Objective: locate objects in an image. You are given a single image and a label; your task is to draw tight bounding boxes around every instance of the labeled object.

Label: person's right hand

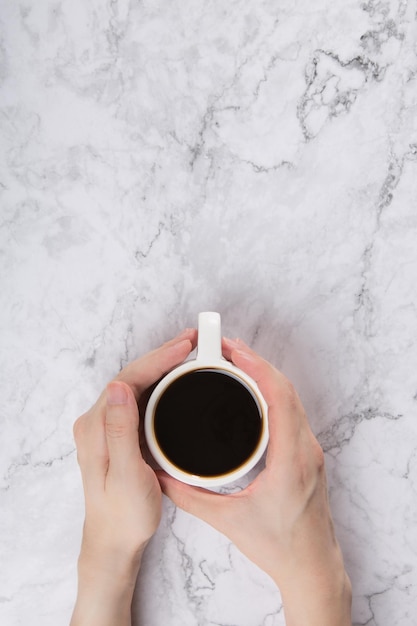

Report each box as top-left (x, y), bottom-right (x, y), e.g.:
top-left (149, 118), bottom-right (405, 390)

top-left (158, 337), bottom-right (352, 626)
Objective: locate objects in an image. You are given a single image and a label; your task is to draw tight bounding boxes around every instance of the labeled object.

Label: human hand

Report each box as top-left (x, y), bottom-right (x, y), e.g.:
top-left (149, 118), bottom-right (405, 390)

top-left (70, 328), bottom-right (197, 626)
top-left (158, 337), bottom-right (352, 626)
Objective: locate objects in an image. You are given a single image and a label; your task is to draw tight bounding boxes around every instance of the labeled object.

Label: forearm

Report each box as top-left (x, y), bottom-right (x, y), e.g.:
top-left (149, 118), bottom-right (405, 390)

top-left (70, 550), bottom-right (143, 626)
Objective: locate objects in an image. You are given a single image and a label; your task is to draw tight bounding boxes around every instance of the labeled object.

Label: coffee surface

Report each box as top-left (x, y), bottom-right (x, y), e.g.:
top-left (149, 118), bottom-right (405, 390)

top-left (154, 370), bottom-right (262, 476)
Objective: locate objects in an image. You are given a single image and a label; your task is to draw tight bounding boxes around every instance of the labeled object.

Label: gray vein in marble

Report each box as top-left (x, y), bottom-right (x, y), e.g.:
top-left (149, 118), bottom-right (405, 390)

top-left (167, 506), bottom-right (223, 613)
top-left (1, 447), bottom-right (75, 493)
top-left (134, 221), bottom-right (165, 261)
top-left (353, 144), bottom-right (409, 340)
top-left (298, 49), bottom-right (384, 141)
top-left (356, 563), bottom-right (414, 626)
top-left (402, 447), bottom-right (417, 480)
top-left (240, 158), bottom-right (294, 174)
top-left (361, 0), bottom-right (409, 43)
top-left (189, 17), bottom-right (281, 169)
top-left (360, 17), bottom-right (404, 54)
top-left (318, 408), bottom-right (402, 454)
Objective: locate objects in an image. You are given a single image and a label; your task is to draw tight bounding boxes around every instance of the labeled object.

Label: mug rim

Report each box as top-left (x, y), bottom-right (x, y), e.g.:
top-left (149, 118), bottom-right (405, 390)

top-left (144, 359), bottom-right (269, 487)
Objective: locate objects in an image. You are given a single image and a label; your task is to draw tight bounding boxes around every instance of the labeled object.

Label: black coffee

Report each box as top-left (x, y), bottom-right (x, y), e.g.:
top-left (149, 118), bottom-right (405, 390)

top-left (154, 369), bottom-right (262, 477)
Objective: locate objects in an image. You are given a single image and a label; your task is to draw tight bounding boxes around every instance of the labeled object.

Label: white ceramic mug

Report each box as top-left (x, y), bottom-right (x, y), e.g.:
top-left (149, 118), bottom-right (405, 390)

top-left (144, 312), bottom-right (269, 488)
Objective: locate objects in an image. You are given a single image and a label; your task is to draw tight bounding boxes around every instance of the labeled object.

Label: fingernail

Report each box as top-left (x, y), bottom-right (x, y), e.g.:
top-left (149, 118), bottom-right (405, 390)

top-left (176, 328), bottom-right (193, 339)
top-left (234, 349), bottom-right (256, 364)
top-left (224, 337), bottom-right (240, 348)
top-left (107, 382), bottom-right (128, 405)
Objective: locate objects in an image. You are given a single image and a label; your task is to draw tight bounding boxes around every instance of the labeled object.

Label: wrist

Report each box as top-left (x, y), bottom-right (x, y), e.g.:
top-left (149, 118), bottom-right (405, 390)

top-left (282, 575), bottom-right (352, 626)
top-left (77, 539), bottom-right (146, 580)
top-left (277, 558), bottom-right (352, 626)
top-left (70, 546), bottom-right (146, 626)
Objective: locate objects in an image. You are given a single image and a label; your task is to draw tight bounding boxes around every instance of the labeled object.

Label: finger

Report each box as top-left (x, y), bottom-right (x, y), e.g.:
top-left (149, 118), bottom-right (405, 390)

top-left (162, 327), bottom-right (198, 350)
top-left (222, 336), bottom-right (262, 362)
top-left (116, 329), bottom-right (197, 399)
top-left (89, 330), bottom-right (197, 414)
top-left (222, 336), bottom-right (255, 363)
top-left (222, 336), bottom-right (240, 361)
top-left (157, 472), bottom-right (236, 535)
top-left (105, 381), bottom-right (145, 480)
top-left (73, 410), bottom-right (108, 494)
top-left (223, 336), bottom-right (304, 413)
top-left (223, 337), bottom-right (307, 460)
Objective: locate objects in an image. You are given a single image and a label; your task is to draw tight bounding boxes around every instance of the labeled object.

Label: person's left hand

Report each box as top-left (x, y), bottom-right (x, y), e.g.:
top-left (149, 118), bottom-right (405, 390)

top-left (71, 328), bottom-right (197, 626)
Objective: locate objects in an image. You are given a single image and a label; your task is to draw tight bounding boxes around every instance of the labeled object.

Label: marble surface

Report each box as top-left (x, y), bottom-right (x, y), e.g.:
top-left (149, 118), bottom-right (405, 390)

top-left (1, 1), bottom-right (417, 624)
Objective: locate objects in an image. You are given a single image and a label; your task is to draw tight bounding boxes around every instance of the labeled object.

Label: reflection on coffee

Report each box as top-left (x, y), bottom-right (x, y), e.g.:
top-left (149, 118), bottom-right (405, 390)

top-left (153, 370), bottom-right (262, 477)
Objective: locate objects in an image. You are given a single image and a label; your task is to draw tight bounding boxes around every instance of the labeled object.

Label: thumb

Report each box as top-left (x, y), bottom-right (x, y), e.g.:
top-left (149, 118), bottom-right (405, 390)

top-left (157, 472), bottom-right (233, 534)
top-left (105, 381), bottom-right (142, 476)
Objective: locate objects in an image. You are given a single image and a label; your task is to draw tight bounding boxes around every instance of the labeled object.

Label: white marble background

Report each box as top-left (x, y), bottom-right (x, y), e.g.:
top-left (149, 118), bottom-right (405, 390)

top-left (1, 0), bottom-right (416, 624)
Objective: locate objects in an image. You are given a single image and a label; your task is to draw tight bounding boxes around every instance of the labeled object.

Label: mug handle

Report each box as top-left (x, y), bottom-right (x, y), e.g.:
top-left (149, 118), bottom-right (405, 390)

top-left (197, 312), bottom-right (222, 361)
